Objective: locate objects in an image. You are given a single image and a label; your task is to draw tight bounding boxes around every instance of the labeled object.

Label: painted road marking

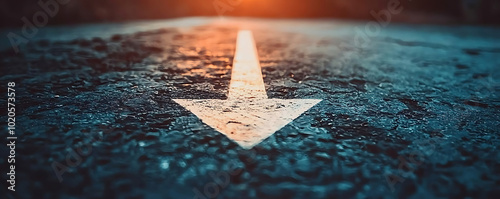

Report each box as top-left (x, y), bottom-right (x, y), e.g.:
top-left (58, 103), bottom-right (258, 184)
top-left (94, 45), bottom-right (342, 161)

top-left (174, 30), bottom-right (321, 149)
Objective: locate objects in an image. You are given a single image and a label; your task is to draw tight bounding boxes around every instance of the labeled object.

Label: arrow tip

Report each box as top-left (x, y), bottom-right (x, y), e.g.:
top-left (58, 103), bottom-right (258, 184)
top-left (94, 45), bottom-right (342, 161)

top-left (173, 99), bottom-right (321, 149)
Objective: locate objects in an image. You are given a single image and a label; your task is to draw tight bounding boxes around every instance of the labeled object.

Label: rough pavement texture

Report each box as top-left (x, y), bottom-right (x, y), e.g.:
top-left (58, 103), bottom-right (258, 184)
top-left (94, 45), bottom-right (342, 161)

top-left (0, 18), bottom-right (499, 198)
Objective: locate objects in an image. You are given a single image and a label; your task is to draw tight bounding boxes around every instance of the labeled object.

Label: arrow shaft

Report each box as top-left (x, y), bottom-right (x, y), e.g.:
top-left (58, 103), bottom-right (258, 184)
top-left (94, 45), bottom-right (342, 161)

top-left (228, 30), bottom-right (268, 100)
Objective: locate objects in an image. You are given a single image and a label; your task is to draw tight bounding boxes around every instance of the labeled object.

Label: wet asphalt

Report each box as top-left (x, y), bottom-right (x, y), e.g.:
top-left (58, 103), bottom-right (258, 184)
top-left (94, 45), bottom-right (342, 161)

top-left (0, 18), bottom-right (499, 199)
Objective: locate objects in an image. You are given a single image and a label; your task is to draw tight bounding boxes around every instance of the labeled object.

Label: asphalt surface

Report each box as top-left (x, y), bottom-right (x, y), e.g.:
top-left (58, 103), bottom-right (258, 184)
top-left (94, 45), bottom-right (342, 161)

top-left (1, 17), bottom-right (500, 199)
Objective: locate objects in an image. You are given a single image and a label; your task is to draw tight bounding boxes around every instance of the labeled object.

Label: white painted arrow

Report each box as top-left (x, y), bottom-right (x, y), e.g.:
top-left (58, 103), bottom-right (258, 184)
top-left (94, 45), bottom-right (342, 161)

top-left (173, 30), bottom-right (321, 149)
